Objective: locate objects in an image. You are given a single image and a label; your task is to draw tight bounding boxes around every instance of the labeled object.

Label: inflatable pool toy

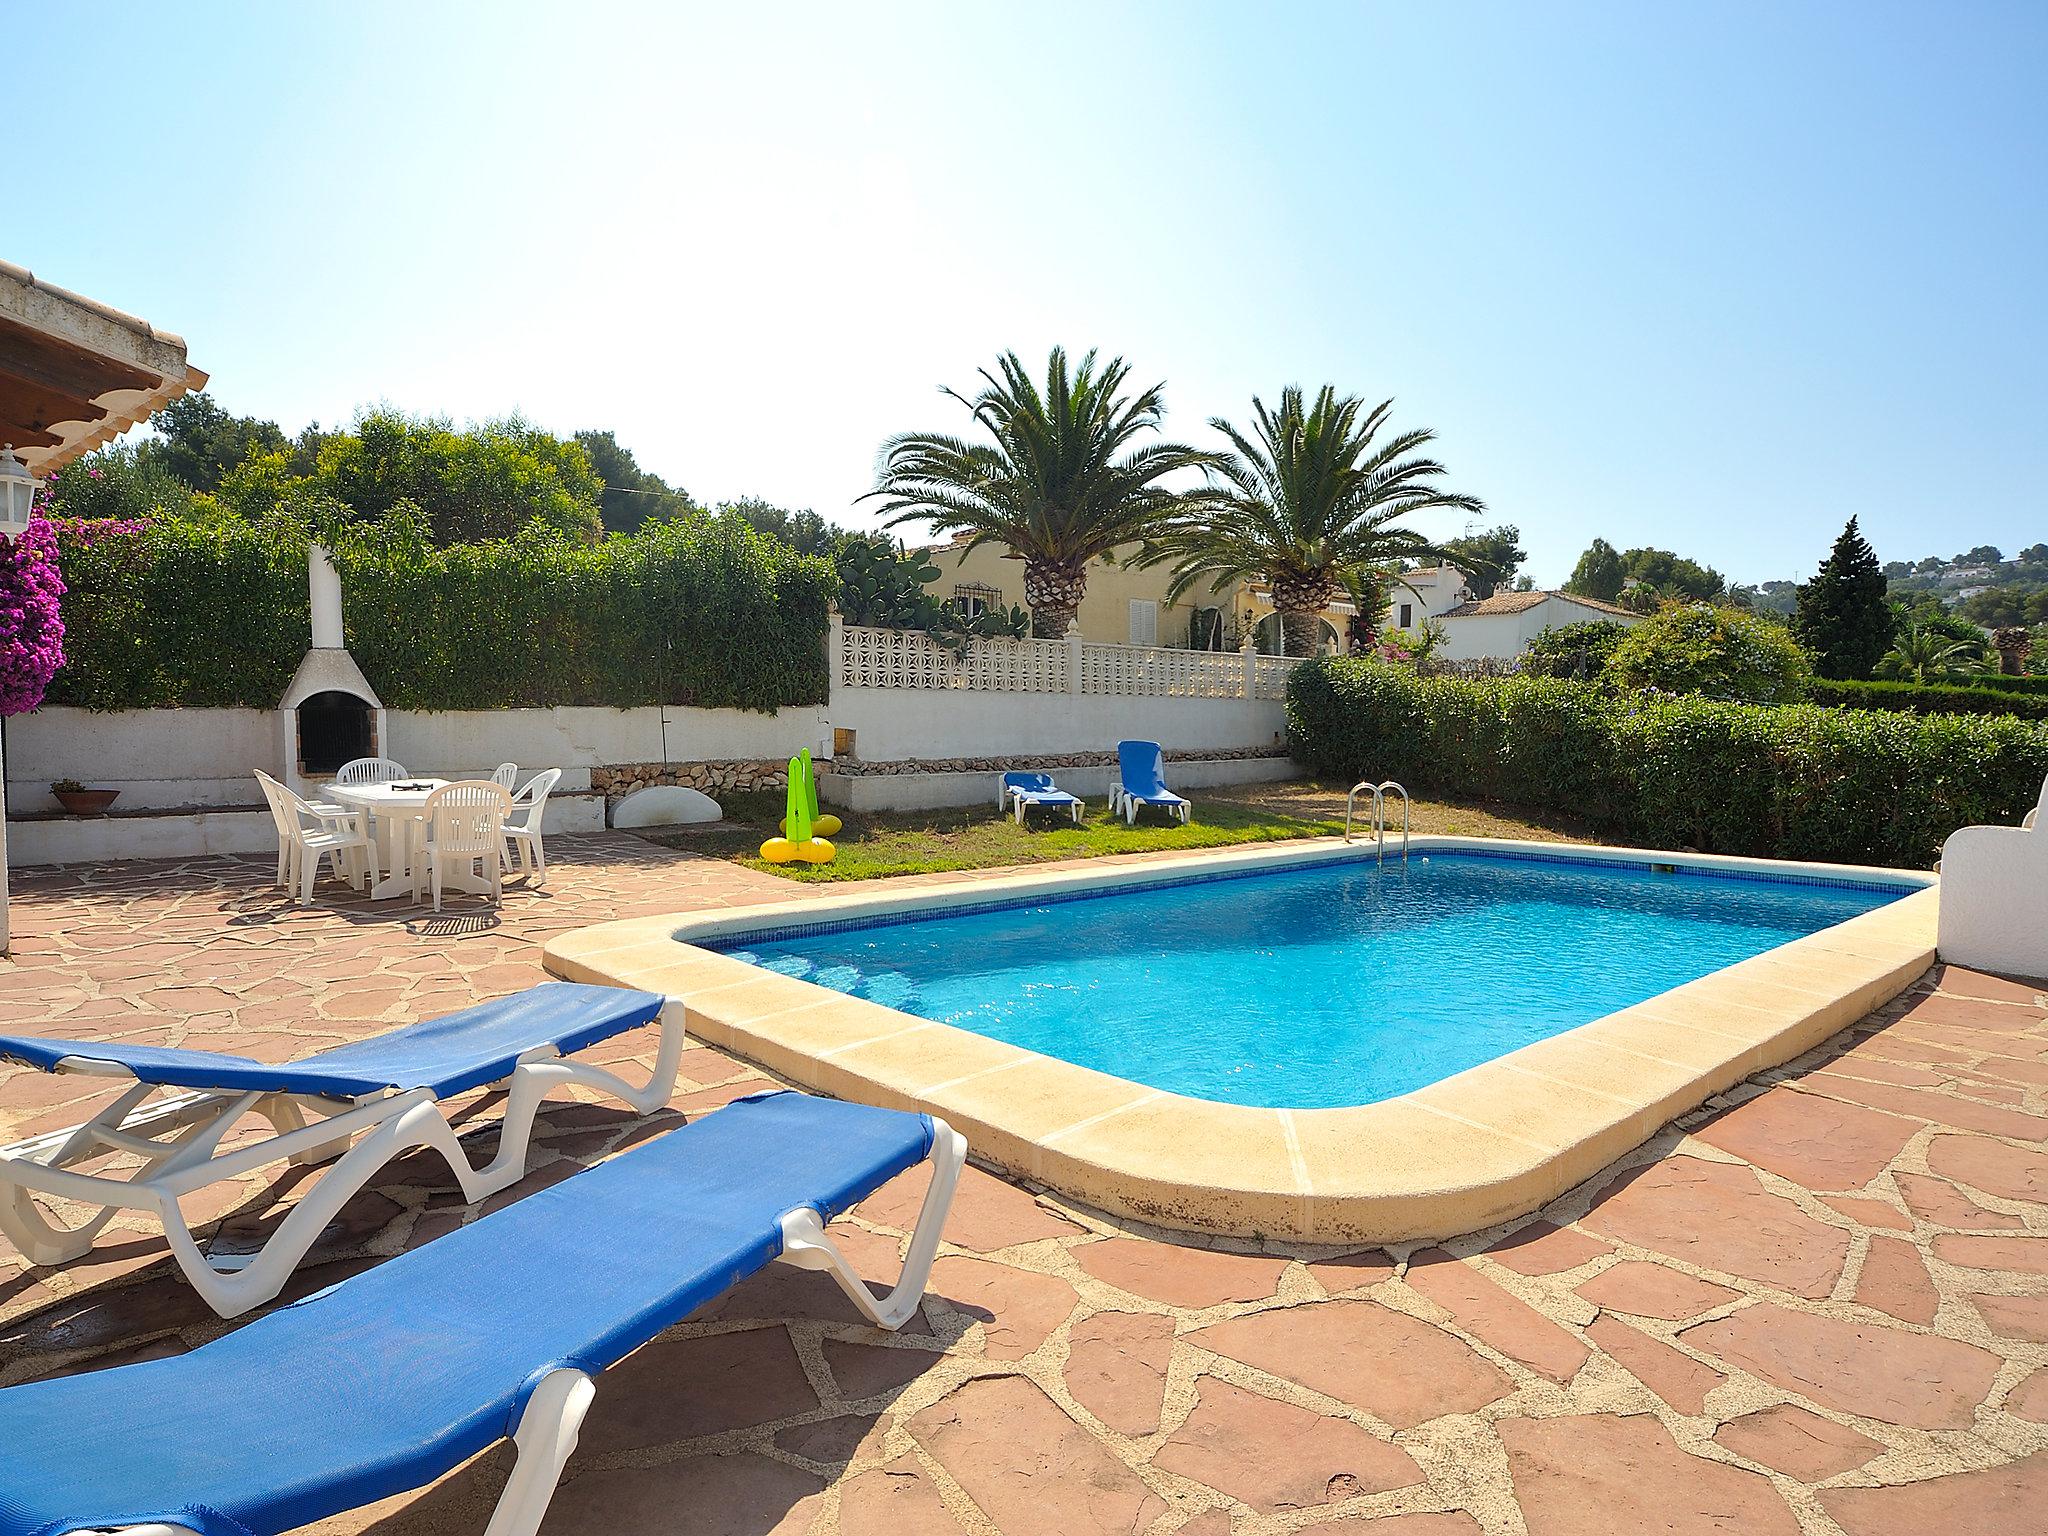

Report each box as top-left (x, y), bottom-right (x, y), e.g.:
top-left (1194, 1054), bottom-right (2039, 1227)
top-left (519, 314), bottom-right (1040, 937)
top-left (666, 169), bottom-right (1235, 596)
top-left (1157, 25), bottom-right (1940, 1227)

top-left (777, 748), bottom-right (842, 837)
top-left (760, 751), bottom-right (836, 864)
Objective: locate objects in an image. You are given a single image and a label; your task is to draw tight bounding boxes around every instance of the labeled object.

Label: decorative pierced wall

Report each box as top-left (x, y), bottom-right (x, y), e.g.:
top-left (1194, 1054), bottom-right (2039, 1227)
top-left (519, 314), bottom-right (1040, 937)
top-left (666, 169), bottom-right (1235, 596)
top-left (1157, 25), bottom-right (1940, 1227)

top-left (836, 624), bottom-right (1306, 700)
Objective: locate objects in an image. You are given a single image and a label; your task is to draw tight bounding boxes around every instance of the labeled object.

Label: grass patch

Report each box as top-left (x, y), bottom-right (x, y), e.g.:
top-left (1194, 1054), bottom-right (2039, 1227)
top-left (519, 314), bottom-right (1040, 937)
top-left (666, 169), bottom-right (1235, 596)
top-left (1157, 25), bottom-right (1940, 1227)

top-left (651, 791), bottom-right (1346, 882)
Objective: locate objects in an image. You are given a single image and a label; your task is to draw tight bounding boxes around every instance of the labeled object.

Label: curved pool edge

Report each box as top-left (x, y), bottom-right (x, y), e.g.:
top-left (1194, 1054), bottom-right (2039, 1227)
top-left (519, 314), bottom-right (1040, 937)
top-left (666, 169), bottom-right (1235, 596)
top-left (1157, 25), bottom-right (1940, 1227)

top-left (542, 836), bottom-right (1939, 1243)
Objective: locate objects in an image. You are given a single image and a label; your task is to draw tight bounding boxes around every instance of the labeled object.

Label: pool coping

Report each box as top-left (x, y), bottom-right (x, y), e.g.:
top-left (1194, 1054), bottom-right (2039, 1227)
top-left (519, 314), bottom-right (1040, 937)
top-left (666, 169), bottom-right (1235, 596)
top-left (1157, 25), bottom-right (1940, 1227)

top-left (542, 836), bottom-right (1939, 1243)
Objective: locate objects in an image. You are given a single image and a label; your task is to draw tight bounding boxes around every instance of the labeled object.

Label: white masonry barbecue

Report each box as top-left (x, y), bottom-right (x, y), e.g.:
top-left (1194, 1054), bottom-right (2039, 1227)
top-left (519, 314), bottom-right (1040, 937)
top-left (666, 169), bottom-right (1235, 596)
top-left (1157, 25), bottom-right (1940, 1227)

top-left (278, 543), bottom-right (386, 797)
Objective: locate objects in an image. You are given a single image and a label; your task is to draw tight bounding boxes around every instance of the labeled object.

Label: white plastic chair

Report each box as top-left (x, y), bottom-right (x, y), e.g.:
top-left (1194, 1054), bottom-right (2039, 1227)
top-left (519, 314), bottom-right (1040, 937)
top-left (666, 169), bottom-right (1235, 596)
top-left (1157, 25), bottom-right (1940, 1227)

top-left (415, 780), bottom-right (513, 911)
top-left (502, 768), bottom-right (562, 884)
top-left (336, 757), bottom-right (408, 787)
top-left (255, 771), bottom-right (378, 903)
top-left (491, 762), bottom-right (518, 791)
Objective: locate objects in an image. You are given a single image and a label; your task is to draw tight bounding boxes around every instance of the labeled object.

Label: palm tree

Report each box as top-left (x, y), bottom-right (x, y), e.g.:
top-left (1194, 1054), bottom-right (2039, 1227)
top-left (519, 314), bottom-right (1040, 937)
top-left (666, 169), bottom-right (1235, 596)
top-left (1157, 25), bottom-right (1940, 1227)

top-left (1137, 387), bottom-right (1482, 656)
top-left (866, 348), bottom-right (1215, 638)
top-left (1876, 625), bottom-right (1986, 684)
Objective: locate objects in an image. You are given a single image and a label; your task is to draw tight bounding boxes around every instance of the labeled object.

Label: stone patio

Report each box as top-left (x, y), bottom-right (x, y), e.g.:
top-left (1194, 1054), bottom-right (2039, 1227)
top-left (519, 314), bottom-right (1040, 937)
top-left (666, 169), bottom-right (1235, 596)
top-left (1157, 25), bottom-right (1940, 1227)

top-left (1, 833), bottom-right (2044, 1535)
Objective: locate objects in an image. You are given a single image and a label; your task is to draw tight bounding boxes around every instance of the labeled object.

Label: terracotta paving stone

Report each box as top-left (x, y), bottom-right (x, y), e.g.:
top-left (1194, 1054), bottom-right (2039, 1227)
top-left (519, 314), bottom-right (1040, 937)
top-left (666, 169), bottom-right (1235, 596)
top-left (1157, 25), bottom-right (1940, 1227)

top-left (855, 1162), bottom-right (1084, 1251)
top-left (1480, 1219), bottom-right (1611, 1276)
top-left (1574, 1261), bottom-right (1738, 1321)
top-left (1820, 1453), bottom-right (2048, 1536)
top-left (1930, 966), bottom-right (2044, 1005)
top-left (1809, 1057), bottom-right (1948, 1089)
top-left (1075, 1237), bottom-right (1289, 1310)
top-left (1898, 991), bottom-right (2046, 1032)
top-left (2006, 1368), bottom-right (2048, 1424)
top-left (1579, 1157), bottom-right (1851, 1298)
top-left (821, 1339), bottom-right (945, 1402)
top-left (1305, 1249), bottom-right (1397, 1295)
top-left (926, 1255), bottom-right (1078, 1360)
top-left (1820, 1195), bottom-right (1914, 1231)
top-left (1402, 1250), bottom-right (1591, 1384)
top-left (772, 1413), bottom-right (886, 1467)
top-left (1693, 1087), bottom-right (1918, 1191)
top-left (1682, 1303), bottom-right (2002, 1429)
top-left (1892, 1171), bottom-right (2024, 1231)
top-left (5, 840), bottom-right (2044, 1536)
top-left (1584, 1315), bottom-right (1724, 1414)
top-left (909, 1376), bottom-right (1169, 1535)
top-left (1711, 1402), bottom-right (1882, 1481)
top-left (1063, 1310), bottom-right (1176, 1437)
top-left (1854, 1235), bottom-right (1940, 1325)
top-left (1188, 1299), bottom-right (1514, 1430)
top-left (1497, 1414), bottom-right (1801, 1536)
top-left (1925, 1133), bottom-right (2048, 1204)
top-left (1152, 1377), bottom-right (1422, 1513)
top-left (539, 1451), bottom-right (824, 1536)
top-left (1800, 1075), bottom-right (2048, 1141)
top-left (834, 1453), bottom-right (968, 1536)
top-left (1930, 1233), bottom-right (2048, 1274)
top-left (575, 1326), bottom-right (819, 1453)
top-left (1969, 1292), bottom-right (2048, 1343)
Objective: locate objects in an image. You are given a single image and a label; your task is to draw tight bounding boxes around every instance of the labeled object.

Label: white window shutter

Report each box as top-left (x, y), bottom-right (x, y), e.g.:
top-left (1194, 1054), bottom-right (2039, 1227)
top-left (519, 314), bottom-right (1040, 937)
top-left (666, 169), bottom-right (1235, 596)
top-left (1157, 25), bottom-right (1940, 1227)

top-left (1128, 599), bottom-right (1157, 646)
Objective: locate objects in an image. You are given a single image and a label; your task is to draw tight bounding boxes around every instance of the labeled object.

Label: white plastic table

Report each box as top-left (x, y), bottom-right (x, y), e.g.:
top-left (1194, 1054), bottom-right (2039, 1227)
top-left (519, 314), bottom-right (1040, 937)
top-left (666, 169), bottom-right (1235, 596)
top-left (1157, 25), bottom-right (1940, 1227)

top-left (324, 779), bottom-right (492, 902)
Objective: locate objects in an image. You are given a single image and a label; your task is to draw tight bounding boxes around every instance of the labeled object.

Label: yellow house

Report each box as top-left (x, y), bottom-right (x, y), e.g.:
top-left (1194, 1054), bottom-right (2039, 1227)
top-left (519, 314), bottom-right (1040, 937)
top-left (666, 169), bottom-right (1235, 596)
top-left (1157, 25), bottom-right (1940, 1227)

top-left (918, 535), bottom-right (1363, 654)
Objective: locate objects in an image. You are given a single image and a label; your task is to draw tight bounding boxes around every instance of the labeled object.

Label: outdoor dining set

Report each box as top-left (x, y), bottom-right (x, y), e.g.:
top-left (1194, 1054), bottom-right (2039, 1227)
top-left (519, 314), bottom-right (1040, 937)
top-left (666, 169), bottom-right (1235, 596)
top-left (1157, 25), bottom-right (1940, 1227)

top-left (254, 757), bottom-right (558, 909)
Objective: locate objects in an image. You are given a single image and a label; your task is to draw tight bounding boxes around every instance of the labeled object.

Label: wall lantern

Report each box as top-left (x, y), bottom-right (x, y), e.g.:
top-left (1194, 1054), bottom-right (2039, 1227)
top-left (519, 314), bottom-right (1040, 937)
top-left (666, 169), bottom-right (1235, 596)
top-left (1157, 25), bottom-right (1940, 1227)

top-left (0, 447), bottom-right (37, 540)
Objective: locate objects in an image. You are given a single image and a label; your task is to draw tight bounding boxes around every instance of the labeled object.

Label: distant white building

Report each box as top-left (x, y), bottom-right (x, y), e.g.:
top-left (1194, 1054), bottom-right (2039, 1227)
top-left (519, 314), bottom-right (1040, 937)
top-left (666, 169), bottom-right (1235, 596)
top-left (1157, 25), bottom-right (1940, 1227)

top-left (1431, 589), bottom-right (1641, 661)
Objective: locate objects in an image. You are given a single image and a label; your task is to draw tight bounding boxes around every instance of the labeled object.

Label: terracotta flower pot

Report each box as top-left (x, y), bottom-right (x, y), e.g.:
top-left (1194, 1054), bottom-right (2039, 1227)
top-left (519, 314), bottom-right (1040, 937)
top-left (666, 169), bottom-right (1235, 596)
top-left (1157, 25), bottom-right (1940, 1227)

top-left (53, 788), bottom-right (120, 816)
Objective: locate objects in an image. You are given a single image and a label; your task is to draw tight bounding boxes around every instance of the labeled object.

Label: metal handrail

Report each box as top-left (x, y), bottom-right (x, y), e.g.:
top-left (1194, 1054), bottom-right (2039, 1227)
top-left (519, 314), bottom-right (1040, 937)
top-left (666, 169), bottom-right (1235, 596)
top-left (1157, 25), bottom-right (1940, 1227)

top-left (1343, 779), bottom-right (1411, 863)
top-left (1343, 781), bottom-right (1381, 845)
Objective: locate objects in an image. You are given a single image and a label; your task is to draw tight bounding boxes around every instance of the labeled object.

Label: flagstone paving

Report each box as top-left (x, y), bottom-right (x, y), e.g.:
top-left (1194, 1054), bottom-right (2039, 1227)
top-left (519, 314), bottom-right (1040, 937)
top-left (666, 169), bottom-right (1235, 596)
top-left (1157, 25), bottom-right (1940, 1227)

top-left (1, 835), bottom-right (2045, 1534)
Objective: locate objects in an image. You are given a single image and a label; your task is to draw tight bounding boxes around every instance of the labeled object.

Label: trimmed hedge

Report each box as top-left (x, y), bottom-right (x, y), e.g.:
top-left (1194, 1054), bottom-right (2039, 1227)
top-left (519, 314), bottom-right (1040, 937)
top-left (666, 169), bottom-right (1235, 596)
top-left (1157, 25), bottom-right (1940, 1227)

top-left (1809, 677), bottom-right (2048, 720)
top-left (46, 513), bottom-right (833, 713)
top-left (1287, 658), bottom-right (2048, 867)
top-left (1966, 673), bottom-right (2048, 697)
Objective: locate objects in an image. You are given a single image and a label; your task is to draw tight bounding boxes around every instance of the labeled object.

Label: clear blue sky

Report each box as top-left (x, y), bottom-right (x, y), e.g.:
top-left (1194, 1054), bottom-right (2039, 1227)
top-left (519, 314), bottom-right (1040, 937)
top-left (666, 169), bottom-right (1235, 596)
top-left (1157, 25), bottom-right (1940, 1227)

top-left (23, 2), bottom-right (2045, 585)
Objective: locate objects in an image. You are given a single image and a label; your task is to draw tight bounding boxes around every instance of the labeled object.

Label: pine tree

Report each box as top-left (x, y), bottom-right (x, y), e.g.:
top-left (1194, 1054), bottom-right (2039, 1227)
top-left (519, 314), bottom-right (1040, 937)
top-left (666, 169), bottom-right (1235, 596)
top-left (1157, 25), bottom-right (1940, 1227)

top-left (1794, 517), bottom-right (1895, 679)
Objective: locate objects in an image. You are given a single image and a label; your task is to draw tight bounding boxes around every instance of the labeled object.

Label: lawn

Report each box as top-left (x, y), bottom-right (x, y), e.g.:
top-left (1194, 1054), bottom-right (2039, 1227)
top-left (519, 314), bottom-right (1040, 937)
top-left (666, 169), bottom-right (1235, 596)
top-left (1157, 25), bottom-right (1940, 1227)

top-left (648, 779), bottom-right (1594, 882)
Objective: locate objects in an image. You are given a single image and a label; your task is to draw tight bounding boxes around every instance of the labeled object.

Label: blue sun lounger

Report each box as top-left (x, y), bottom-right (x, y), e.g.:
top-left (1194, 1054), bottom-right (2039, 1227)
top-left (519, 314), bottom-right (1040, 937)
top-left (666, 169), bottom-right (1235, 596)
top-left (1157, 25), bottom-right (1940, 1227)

top-left (0, 982), bottom-right (689, 1317)
top-left (1108, 739), bottom-right (1192, 825)
top-left (997, 770), bottom-right (1084, 825)
top-left (0, 1090), bottom-right (965, 1536)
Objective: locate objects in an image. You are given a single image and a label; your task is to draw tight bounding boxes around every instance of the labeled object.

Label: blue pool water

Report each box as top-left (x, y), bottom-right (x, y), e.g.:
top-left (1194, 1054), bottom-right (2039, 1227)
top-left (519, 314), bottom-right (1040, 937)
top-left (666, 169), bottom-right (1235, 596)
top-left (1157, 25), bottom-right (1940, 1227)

top-left (712, 853), bottom-right (1906, 1109)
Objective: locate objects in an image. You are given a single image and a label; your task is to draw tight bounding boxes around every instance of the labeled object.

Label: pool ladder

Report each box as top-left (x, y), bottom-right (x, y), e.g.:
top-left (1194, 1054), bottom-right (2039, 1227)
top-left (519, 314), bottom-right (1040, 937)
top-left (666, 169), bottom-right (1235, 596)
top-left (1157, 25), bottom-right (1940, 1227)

top-left (1344, 780), bottom-right (1411, 863)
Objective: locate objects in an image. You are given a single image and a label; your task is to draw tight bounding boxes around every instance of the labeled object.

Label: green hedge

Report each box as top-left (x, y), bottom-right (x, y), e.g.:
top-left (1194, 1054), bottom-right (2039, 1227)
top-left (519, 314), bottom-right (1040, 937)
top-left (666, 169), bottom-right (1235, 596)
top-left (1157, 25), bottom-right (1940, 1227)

top-left (1809, 677), bottom-right (2048, 720)
top-left (1966, 673), bottom-right (2048, 697)
top-left (1287, 658), bottom-right (2048, 867)
top-left (47, 513), bottom-right (833, 713)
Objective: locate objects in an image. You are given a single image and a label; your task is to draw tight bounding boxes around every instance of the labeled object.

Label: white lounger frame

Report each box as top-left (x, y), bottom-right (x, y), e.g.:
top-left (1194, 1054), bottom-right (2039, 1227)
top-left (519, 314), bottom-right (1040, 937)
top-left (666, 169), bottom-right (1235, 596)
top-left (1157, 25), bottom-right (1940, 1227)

top-left (71, 1118), bottom-right (966, 1536)
top-left (0, 1000), bottom-right (692, 1318)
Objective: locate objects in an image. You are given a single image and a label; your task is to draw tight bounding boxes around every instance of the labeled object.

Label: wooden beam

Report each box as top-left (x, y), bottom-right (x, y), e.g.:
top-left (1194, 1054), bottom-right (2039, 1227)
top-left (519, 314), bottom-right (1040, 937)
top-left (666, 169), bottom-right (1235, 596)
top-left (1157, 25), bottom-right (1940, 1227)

top-left (0, 372), bottom-right (101, 447)
top-left (0, 315), bottom-right (158, 399)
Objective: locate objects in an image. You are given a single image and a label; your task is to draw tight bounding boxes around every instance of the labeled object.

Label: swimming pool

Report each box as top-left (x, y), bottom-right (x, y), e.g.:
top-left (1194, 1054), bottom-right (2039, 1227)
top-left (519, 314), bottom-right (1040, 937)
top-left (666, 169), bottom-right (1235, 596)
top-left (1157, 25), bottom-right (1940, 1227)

top-left (710, 852), bottom-right (1907, 1109)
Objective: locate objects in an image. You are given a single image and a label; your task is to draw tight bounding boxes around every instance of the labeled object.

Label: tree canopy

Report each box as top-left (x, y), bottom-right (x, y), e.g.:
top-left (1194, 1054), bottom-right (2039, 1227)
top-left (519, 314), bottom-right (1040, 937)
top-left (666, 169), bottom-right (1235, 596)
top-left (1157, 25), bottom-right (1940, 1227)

top-left (1437, 524), bottom-right (1526, 599)
top-left (1793, 516), bottom-right (1895, 680)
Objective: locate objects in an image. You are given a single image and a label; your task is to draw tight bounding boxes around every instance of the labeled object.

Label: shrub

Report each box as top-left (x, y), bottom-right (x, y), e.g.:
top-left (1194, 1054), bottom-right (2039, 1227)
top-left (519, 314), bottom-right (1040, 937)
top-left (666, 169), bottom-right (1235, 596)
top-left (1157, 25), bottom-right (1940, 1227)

top-left (45, 508), bottom-right (832, 713)
top-left (1523, 619), bottom-right (1630, 680)
top-left (1287, 657), bottom-right (2048, 866)
top-left (1603, 602), bottom-right (1810, 702)
top-left (0, 519), bottom-right (66, 715)
top-left (1808, 678), bottom-right (2048, 721)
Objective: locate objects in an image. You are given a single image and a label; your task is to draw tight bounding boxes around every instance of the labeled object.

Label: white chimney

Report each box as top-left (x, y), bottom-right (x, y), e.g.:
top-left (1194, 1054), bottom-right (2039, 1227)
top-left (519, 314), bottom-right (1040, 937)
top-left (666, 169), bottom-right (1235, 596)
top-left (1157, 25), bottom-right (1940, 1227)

top-left (309, 543), bottom-right (345, 650)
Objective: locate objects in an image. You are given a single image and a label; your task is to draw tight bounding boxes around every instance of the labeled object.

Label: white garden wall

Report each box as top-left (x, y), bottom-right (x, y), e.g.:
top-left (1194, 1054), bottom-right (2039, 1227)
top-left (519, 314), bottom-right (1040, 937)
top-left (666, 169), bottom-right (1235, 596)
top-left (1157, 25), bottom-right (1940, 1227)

top-left (831, 689), bottom-right (1287, 761)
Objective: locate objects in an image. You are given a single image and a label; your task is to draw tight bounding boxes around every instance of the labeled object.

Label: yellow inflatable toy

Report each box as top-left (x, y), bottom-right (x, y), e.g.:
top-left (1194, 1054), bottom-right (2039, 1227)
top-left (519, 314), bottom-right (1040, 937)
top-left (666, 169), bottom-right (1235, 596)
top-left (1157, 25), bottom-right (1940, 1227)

top-left (760, 751), bottom-right (837, 864)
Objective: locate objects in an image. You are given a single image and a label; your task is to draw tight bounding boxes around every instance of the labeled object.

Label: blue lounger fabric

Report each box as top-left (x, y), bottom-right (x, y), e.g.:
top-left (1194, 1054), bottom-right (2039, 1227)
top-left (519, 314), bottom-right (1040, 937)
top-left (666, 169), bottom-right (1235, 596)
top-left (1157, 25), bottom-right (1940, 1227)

top-left (0, 1091), bottom-right (934, 1536)
top-left (1115, 740), bottom-right (1188, 805)
top-left (0, 983), bottom-right (663, 1099)
top-left (1001, 771), bottom-right (1080, 806)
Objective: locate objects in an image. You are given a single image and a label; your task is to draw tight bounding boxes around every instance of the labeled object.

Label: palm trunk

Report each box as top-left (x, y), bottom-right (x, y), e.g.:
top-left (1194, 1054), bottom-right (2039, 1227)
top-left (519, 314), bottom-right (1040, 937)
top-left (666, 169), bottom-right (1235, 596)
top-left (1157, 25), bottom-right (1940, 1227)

top-left (1023, 559), bottom-right (1088, 639)
top-left (1268, 568), bottom-right (1339, 658)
